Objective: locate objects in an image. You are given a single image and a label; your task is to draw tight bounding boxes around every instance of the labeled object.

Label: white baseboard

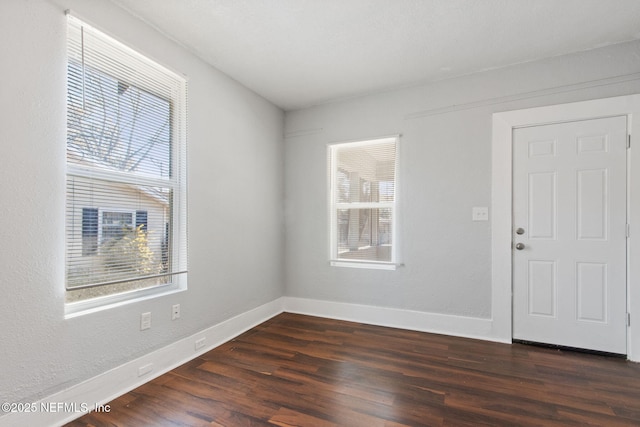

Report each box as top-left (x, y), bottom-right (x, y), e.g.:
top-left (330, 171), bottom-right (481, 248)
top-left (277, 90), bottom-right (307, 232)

top-left (1, 298), bottom-right (285, 427)
top-left (1, 297), bottom-right (509, 427)
top-left (283, 297), bottom-right (508, 343)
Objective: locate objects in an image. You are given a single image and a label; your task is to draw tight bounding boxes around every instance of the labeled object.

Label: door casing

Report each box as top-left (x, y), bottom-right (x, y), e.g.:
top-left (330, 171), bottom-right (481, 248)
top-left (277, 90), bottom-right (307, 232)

top-left (491, 94), bottom-right (640, 361)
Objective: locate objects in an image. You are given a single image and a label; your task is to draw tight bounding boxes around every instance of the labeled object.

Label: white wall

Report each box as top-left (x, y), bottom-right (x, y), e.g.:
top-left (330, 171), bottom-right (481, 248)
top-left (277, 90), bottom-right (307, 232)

top-left (0, 0), bottom-right (284, 407)
top-left (284, 39), bottom-right (640, 329)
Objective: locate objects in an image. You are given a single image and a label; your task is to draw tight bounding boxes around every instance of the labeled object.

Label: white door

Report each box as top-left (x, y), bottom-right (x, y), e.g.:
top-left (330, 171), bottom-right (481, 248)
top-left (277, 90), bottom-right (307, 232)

top-left (512, 116), bottom-right (628, 354)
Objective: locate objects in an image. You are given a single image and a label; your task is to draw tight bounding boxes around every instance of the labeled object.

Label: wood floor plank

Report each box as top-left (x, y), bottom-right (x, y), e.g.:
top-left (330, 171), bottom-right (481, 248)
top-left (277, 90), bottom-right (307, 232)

top-left (67, 313), bottom-right (640, 426)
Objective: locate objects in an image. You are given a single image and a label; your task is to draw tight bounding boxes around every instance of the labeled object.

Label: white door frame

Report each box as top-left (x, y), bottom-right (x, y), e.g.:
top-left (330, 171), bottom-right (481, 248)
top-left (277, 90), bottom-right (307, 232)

top-left (491, 94), bottom-right (640, 361)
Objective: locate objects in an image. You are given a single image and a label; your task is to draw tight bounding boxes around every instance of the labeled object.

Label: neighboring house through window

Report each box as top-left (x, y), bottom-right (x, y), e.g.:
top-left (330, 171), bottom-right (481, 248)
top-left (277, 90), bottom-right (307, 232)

top-left (82, 209), bottom-right (148, 246)
top-left (328, 136), bottom-right (399, 269)
top-left (65, 14), bottom-right (187, 309)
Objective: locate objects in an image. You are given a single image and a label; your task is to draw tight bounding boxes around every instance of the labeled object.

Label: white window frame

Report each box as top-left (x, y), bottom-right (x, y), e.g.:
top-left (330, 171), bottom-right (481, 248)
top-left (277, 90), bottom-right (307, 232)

top-left (328, 135), bottom-right (400, 270)
top-left (98, 208), bottom-right (136, 243)
top-left (64, 14), bottom-right (188, 316)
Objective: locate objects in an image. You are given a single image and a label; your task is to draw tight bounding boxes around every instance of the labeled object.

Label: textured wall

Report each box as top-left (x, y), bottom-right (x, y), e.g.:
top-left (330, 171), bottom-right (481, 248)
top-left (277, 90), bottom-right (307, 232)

top-left (0, 0), bottom-right (284, 405)
top-left (284, 39), bottom-right (640, 319)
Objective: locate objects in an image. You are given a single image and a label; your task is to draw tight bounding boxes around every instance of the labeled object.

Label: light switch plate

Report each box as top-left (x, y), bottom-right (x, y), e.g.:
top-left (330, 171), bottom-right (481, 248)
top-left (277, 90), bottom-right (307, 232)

top-left (472, 207), bottom-right (489, 221)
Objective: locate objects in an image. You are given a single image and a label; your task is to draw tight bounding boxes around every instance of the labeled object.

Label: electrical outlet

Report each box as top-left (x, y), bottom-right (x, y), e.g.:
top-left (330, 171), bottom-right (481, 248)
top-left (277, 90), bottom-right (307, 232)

top-left (140, 312), bottom-right (151, 330)
top-left (195, 337), bottom-right (206, 350)
top-left (172, 304), bottom-right (180, 320)
top-left (472, 207), bottom-right (489, 221)
top-left (138, 363), bottom-right (153, 377)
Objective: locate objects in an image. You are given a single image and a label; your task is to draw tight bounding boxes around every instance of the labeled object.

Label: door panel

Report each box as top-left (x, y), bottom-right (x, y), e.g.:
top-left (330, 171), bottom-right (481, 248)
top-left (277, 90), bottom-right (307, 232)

top-left (577, 169), bottom-right (607, 240)
top-left (528, 260), bottom-right (556, 316)
top-left (513, 116), bottom-right (627, 354)
top-left (528, 261), bottom-right (556, 316)
top-left (528, 172), bottom-right (556, 239)
top-left (576, 262), bottom-right (607, 322)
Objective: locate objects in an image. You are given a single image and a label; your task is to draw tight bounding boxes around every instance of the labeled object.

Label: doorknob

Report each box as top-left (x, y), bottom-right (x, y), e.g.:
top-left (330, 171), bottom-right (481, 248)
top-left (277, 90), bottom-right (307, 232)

top-left (516, 227), bottom-right (525, 235)
top-left (515, 243), bottom-right (525, 250)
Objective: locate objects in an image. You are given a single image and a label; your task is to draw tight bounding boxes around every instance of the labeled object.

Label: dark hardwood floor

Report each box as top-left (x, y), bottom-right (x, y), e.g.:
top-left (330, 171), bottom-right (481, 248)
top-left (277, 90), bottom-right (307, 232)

top-left (66, 312), bottom-right (640, 426)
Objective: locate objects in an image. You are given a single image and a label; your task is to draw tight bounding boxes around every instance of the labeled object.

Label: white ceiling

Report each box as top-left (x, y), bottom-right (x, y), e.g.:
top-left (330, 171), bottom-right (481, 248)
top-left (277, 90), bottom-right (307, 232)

top-left (112, 0), bottom-right (640, 111)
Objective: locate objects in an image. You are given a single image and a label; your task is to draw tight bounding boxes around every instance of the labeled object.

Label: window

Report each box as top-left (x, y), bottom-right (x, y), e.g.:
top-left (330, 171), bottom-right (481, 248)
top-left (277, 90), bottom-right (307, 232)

top-left (65, 15), bottom-right (187, 308)
top-left (81, 208), bottom-right (149, 255)
top-left (329, 136), bottom-right (398, 269)
top-left (99, 209), bottom-right (135, 241)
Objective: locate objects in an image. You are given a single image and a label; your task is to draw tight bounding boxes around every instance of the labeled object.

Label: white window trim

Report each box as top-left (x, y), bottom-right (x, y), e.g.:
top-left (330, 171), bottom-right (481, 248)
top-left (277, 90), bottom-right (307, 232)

top-left (64, 13), bottom-right (188, 316)
top-left (328, 135), bottom-right (400, 270)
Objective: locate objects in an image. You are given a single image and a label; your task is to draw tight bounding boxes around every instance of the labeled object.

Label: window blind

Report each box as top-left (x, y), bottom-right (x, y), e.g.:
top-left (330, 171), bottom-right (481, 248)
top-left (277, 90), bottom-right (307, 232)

top-left (65, 14), bottom-right (187, 302)
top-left (329, 137), bottom-right (398, 265)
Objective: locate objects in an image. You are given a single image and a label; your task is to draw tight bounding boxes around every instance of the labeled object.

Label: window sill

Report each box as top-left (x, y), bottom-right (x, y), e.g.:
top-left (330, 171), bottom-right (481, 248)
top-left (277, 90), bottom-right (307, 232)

top-left (330, 260), bottom-right (401, 270)
top-left (64, 283), bottom-right (185, 319)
